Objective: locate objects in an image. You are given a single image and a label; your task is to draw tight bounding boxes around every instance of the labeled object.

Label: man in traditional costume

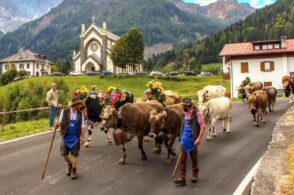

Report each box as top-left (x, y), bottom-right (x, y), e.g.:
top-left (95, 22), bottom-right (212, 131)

top-left (55, 97), bottom-right (85, 179)
top-left (174, 98), bottom-right (206, 186)
top-left (46, 83), bottom-right (61, 130)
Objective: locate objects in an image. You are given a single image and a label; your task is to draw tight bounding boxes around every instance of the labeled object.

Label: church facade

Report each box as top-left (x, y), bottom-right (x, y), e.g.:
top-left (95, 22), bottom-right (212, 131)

top-left (73, 18), bottom-right (138, 74)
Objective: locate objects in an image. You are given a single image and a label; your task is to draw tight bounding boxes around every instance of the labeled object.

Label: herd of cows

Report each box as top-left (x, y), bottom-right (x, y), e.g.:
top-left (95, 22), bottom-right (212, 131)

top-left (93, 80), bottom-right (293, 165)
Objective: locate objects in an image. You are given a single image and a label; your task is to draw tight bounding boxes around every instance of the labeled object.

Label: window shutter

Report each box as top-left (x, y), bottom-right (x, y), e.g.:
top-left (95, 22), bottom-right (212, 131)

top-left (260, 62), bottom-right (265, 71)
top-left (241, 62), bottom-right (249, 73)
top-left (270, 61), bottom-right (275, 71)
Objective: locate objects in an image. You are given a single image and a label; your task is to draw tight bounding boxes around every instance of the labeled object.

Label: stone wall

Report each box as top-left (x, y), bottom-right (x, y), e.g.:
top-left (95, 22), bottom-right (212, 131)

top-left (251, 106), bottom-right (294, 194)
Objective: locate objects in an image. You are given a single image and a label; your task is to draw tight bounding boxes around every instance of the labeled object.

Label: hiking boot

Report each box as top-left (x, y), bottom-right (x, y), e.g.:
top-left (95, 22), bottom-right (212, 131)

top-left (71, 167), bottom-right (77, 179)
top-left (174, 177), bottom-right (186, 186)
top-left (191, 175), bottom-right (198, 183)
top-left (67, 163), bottom-right (72, 176)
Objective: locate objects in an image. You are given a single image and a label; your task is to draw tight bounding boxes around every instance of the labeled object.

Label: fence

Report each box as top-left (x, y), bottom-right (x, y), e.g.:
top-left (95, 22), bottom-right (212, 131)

top-left (0, 107), bottom-right (50, 131)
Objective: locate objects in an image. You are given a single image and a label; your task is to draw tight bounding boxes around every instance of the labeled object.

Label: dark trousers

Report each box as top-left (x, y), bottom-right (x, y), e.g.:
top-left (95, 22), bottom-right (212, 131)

top-left (179, 146), bottom-right (199, 179)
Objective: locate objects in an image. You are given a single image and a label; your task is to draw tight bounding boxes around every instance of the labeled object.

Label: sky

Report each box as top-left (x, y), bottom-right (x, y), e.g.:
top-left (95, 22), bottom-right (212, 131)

top-left (183, 0), bottom-right (276, 8)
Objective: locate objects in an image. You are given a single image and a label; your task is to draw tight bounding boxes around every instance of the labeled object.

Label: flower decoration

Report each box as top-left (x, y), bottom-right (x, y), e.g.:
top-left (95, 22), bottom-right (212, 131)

top-left (100, 86), bottom-right (128, 109)
top-left (72, 85), bottom-right (89, 100)
top-left (145, 80), bottom-right (164, 102)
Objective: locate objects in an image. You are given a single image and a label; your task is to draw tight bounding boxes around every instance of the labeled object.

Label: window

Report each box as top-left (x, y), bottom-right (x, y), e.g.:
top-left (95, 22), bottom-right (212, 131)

top-left (42, 65), bottom-right (44, 70)
top-left (241, 62), bottom-right (249, 73)
top-left (260, 61), bottom-right (274, 72)
top-left (36, 64), bottom-right (39, 69)
top-left (19, 64), bottom-right (24, 69)
top-left (262, 45), bottom-right (268, 50)
top-left (264, 82), bottom-right (272, 87)
top-left (27, 63), bottom-right (30, 69)
top-left (274, 44), bottom-right (280, 49)
top-left (5, 64), bottom-right (9, 70)
top-left (254, 45), bottom-right (260, 50)
top-left (268, 44), bottom-right (273, 49)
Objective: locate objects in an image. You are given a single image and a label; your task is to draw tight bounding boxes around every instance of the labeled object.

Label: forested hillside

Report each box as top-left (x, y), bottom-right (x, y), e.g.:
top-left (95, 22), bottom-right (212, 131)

top-left (146, 0), bottom-right (294, 72)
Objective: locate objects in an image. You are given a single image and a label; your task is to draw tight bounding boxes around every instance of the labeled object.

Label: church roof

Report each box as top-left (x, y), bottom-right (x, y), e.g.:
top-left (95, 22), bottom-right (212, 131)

top-left (0, 49), bottom-right (54, 64)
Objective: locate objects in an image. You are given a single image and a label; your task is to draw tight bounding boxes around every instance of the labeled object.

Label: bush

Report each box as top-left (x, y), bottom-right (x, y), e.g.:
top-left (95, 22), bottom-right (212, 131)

top-left (18, 70), bottom-right (28, 79)
top-left (0, 69), bottom-right (22, 85)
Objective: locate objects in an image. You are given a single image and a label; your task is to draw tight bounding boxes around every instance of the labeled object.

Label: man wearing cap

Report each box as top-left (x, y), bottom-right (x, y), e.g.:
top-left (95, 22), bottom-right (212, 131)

top-left (174, 98), bottom-right (206, 186)
top-left (55, 97), bottom-right (85, 179)
top-left (46, 83), bottom-right (61, 130)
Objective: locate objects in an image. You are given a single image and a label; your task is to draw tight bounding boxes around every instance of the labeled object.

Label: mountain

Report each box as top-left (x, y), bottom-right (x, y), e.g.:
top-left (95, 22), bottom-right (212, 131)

top-left (0, 30), bottom-right (3, 37)
top-left (0, 0), bottom-right (63, 32)
top-left (146, 0), bottom-right (294, 71)
top-left (0, 0), bottom-right (255, 62)
top-left (172, 0), bottom-right (255, 25)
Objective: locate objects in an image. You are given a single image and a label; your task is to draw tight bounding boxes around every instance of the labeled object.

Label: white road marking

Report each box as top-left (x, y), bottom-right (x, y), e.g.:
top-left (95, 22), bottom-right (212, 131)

top-left (0, 130), bottom-right (53, 145)
top-left (233, 157), bottom-right (263, 195)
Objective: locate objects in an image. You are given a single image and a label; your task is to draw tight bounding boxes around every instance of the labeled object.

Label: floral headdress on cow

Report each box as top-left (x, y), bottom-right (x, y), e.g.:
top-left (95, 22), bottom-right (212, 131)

top-left (145, 80), bottom-right (165, 102)
top-left (100, 86), bottom-right (127, 109)
top-left (72, 85), bottom-right (89, 101)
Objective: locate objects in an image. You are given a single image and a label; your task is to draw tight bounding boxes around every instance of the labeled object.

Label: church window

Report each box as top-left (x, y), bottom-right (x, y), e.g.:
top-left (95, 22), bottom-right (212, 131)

top-left (91, 42), bottom-right (98, 51)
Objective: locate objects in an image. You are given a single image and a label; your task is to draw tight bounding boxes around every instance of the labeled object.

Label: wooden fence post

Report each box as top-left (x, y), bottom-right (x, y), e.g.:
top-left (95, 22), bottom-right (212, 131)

top-left (1, 110), bottom-right (5, 131)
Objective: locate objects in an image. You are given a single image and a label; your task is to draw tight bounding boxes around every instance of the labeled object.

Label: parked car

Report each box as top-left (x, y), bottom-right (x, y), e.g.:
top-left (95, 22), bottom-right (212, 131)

top-left (199, 72), bottom-right (214, 76)
top-left (150, 71), bottom-right (165, 76)
top-left (84, 71), bottom-right (100, 76)
top-left (102, 70), bottom-right (113, 76)
top-left (135, 72), bottom-right (148, 76)
top-left (166, 71), bottom-right (179, 76)
top-left (69, 71), bottom-right (83, 76)
top-left (49, 72), bottom-right (66, 76)
top-left (183, 71), bottom-right (198, 76)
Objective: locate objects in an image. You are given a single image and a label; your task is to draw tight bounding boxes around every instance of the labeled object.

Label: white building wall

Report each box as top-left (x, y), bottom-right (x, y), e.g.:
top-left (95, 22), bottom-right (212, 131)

top-left (74, 57), bottom-right (81, 73)
top-left (83, 31), bottom-right (103, 48)
top-left (231, 57), bottom-right (284, 98)
top-left (86, 42), bottom-right (101, 58)
top-left (287, 56), bottom-right (294, 73)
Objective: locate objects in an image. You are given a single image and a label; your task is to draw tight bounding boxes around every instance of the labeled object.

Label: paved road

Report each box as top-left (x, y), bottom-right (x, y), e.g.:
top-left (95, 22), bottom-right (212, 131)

top-left (0, 100), bottom-right (290, 195)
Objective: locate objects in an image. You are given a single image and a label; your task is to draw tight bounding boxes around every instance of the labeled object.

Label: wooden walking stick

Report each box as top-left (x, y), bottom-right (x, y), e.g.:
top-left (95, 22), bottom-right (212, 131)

top-left (41, 106), bottom-right (63, 180)
top-left (172, 152), bottom-right (182, 177)
top-left (41, 124), bottom-right (58, 180)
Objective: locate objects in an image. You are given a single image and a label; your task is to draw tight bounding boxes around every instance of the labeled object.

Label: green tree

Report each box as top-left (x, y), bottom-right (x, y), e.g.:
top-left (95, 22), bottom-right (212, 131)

top-left (110, 36), bottom-right (128, 71)
top-left (125, 28), bottom-right (144, 72)
top-left (18, 70), bottom-right (28, 79)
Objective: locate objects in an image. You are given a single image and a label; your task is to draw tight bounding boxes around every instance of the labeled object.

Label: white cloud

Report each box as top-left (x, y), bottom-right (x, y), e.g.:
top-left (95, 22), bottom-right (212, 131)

top-left (190, 0), bottom-right (276, 8)
top-left (192, 0), bottom-right (218, 6)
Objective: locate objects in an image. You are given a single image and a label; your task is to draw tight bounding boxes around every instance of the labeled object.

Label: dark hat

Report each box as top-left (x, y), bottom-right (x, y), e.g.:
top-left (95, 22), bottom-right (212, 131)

top-left (182, 98), bottom-right (193, 106)
top-left (69, 97), bottom-right (82, 107)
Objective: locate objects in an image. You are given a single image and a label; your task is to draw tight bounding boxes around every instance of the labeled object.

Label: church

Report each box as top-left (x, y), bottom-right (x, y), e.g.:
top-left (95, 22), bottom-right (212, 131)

top-left (73, 17), bottom-right (138, 74)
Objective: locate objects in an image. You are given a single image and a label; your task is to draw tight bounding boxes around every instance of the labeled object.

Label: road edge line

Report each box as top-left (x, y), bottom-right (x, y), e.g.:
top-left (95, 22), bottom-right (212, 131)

top-left (233, 157), bottom-right (263, 195)
top-left (0, 130), bottom-right (53, 145)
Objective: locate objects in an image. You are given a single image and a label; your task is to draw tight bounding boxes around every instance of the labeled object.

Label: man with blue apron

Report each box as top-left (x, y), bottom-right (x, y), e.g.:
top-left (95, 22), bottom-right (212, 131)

top-left (55, 97), bottom-right (85, 179)
top-left (174, 98), bottom-right (206, 186)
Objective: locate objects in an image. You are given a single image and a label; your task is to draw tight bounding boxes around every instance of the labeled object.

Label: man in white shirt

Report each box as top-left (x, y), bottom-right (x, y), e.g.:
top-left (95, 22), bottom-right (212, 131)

top-left (55, 97), bottom-right (85, 179)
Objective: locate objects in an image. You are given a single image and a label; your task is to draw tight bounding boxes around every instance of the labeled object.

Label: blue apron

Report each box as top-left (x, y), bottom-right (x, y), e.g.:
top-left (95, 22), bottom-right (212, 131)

top-left (63, 119), bottom-right (78, 149)
top-left (180, 119), bottom-right (195, 153)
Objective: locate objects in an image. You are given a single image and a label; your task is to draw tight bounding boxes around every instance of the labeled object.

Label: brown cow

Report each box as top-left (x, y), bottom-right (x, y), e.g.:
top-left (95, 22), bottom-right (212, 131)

top-left (100, 100), bottom-right (164, 165)
top-left (263, 86), bottom-right (277, 112)
top-left (143, 90), bottom-right (181, 106)
top-left (149, 103), bottom-right (184, 165)
top-left (240, 82), bottom-right (264, 102)
top-left (247, 90), bottom-right (269, 126)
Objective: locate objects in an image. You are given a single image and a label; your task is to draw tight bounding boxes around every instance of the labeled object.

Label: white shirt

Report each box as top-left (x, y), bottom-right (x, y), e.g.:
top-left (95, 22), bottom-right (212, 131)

top-left (58, 109), bottom-right (86, 128)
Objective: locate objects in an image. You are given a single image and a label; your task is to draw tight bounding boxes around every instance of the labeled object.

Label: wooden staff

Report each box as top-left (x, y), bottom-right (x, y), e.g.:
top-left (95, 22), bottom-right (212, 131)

top-left (41, 106), bottom-right (63, 180)
top-left (172, 152), bottom-right (182, 177)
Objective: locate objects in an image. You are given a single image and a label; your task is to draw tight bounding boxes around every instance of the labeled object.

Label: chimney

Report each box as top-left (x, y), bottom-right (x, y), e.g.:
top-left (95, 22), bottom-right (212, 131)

top-left (281, 36), bottom-right (287, 48)
top-left (103, 21), bottom-right (107, 30)
top-left (81, 23), bottom-right (86, 34)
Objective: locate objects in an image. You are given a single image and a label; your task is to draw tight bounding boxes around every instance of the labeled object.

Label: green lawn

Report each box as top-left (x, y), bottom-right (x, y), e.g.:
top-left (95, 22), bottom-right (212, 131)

top-left (0, 76), bottom-right (230, 141)
top-left (0, 76), bottom-right (230, 100)
top-left (0, 119), bottom-right (48, 141)
top-left (201, 63), bottom-right (222, 75)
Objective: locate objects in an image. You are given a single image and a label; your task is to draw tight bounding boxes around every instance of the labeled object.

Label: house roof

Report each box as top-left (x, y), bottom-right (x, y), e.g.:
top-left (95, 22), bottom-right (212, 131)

top-left (219, 39), bottom-right (294, 56)
top-left (0, 49), bottom-right (54, 64)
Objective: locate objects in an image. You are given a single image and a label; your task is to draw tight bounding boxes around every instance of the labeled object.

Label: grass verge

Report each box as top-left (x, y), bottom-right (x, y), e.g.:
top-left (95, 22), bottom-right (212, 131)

top-left (0, 119), bottom-right (48, 141)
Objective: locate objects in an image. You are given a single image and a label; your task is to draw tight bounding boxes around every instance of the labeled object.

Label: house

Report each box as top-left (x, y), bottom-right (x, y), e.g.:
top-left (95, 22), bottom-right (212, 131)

top-left (73, 17), bottom-right (141, 74)
top-left (0, 49), bottom-right (54, 76)
top-left (220, 36), bottom-right (294, 98)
